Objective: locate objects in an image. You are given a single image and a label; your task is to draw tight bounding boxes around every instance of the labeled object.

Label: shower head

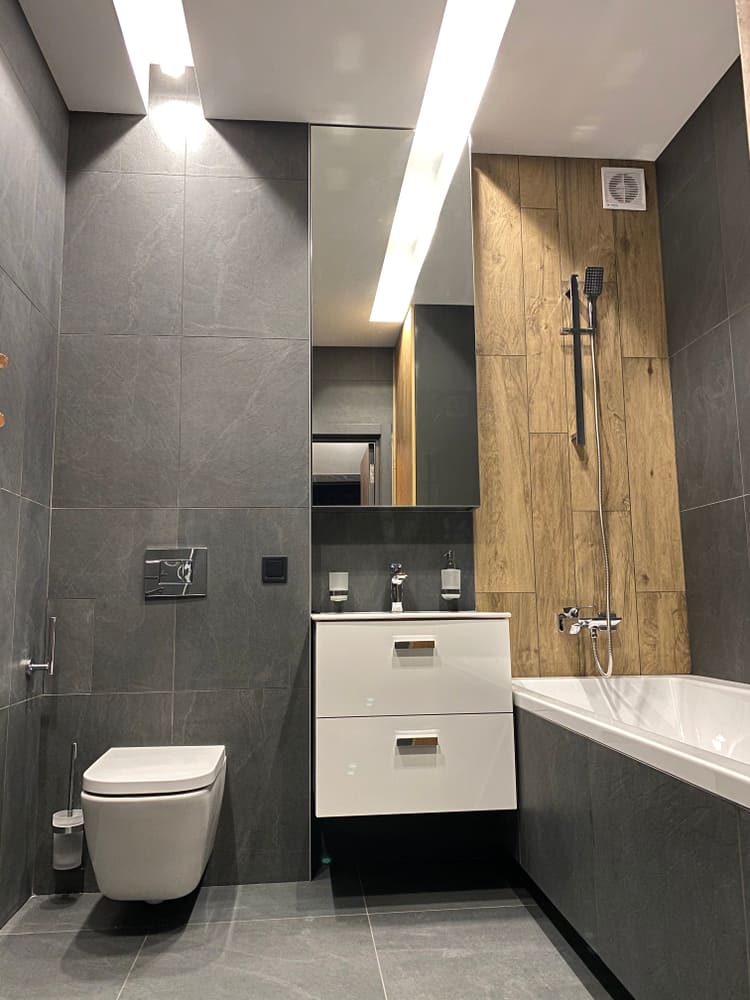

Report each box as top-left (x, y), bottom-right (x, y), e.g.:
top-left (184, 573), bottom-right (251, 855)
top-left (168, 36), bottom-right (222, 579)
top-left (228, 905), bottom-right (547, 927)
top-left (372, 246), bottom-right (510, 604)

top-left (583, 266), bottom-right (604, 299)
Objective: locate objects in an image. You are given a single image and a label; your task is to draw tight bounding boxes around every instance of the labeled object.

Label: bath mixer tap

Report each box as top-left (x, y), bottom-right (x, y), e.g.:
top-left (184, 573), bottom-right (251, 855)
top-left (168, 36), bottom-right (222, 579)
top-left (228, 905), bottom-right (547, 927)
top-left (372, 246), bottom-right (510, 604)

top-left (558, 606), bottom-right (622, 636)
top-left (390, 562), bottom-right (408, 613)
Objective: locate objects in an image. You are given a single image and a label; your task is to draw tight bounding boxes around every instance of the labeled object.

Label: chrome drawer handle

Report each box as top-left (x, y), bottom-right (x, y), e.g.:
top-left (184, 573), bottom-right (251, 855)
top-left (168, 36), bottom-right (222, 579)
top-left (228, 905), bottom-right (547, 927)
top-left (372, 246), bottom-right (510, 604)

top-left (396, 735), bottom-right (439, 749)
top-left (394, 638), bottom-right (436, 651)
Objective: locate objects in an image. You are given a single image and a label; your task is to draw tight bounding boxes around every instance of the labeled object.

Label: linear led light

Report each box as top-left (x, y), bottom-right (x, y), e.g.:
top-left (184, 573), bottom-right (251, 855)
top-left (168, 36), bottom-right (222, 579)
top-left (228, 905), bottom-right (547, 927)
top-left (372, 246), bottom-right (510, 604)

top-left (370, 0), bottom-right (516, 324)
top-left (112, 0), bottom-right (194, 106)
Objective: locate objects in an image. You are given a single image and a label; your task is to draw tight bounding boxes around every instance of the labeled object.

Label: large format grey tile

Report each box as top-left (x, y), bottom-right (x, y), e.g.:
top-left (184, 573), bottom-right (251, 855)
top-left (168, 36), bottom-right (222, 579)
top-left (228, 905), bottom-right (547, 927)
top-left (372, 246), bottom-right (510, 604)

top-left (515, 708), bottom-right (597, 947)
top-left (175, 507), bottom-right (309, 691)
top-left (172, 687), bottom-right (309, 885)
top-left (0, 929), bottom-right (144, 1000)
top-left (370, 906), bottom-right (602, 1000)
top-left (179, 338), bottom-right (309, 508)
top-left (660, 154), bottom-right (727, 355)
top-left (656, 93), bottom-right (714, 212)
top-left (24, 135), bottom-right (65, 324)
top-left (0, 707), bottom-right (8, 917)
top-left (670, 322), bottom-right (742, 508)
top-left (0, 270), bottom-right (31, 495)
top-left (20, 306), bottom-right (57, 506)
top-left (61, 170), bottom-right (184, 336)
top-left (0, 700), bottom-right (39, 927)
top-left (186, 119), bottom-right (308, 180)
top-left (360, 859), bottom-right (526, 914)
top-left (715, 68), bottom-right (750, 318)
top-left (682, 498), bottom-right (750, 682)
top-left (730, 302), bottom-right (750, 486)
top-left (53, 335), bottom-right (180, 508)
top-left (589, 740), bottom-right (748, 1000)
top-left (45, 599), bottom-right (93, 695)
top-left (121, 917), bottom-right (383, 1000)
top-left (10, 498), bottom-right (50, 703)
top-left (0, 491), bottom-right (20, 708)
top-left (182, 175), bottom-right (308, 338)
top-left (2, 892), bottom-right (154, 937)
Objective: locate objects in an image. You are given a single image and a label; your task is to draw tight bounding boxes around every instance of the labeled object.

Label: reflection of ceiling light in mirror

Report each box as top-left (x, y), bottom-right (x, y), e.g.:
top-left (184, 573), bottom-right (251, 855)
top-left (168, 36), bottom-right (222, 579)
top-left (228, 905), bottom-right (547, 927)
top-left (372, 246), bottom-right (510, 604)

top-left (370, 0), bottom-right (517, 324)
top-left (112, 0), bottom-right (194, 106)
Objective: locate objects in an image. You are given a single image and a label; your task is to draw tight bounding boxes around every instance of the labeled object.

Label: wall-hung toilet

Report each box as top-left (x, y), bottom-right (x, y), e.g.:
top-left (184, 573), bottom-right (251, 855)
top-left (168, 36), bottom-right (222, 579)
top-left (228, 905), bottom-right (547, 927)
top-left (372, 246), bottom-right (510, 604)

top-left (81, 745), bottom-right (226, 904)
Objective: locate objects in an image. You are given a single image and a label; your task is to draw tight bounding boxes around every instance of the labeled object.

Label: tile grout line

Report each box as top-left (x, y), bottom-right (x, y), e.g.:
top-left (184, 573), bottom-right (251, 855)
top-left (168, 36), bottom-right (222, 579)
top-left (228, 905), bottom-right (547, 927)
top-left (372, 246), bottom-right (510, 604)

top-left (114, 933), bottom-right (147, 1000)
top-left (358, 868), bottom-right (389, 1000)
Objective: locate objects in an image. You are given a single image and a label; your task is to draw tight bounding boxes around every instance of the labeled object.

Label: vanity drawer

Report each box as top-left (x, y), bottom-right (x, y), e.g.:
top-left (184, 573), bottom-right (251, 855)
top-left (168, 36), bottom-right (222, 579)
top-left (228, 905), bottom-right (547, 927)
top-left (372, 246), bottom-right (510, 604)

top-left (315, 619), bottom-right (511, 717)
top-left (315, 713), bottom-right (516, 817)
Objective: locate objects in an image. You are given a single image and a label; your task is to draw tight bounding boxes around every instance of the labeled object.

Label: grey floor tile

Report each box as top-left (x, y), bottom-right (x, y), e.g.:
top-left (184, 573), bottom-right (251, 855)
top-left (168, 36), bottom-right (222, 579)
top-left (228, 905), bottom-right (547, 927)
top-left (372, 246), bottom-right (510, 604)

top-left (0, 929), bottom-right (144, 999)
top-left (1, 893), bottom-right (152, 936)
top-left (120, 916), bottom-right (385, 1000)
top-left (360, 862), bottom-right (528, 914)
top-left (370, 906), bottom-right (604, 1000)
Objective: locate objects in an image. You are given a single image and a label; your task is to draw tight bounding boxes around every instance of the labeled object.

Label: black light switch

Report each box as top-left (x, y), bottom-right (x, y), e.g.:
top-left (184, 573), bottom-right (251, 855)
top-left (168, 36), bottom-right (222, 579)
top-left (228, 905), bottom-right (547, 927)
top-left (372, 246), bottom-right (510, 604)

top-left (262, 556), bottom-right (287, 584)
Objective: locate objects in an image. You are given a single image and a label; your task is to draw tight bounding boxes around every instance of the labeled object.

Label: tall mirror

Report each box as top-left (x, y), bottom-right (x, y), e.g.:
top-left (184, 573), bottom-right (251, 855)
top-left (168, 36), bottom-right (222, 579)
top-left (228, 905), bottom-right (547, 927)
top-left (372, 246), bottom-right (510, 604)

top-left (311, 126), bottom-right (480, 508)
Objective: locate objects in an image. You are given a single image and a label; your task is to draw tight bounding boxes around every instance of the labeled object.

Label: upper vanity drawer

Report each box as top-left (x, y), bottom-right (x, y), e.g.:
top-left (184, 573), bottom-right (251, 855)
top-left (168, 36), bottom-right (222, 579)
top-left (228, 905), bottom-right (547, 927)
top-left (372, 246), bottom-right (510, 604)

top-left (315, 619), bottom-right (511, 717)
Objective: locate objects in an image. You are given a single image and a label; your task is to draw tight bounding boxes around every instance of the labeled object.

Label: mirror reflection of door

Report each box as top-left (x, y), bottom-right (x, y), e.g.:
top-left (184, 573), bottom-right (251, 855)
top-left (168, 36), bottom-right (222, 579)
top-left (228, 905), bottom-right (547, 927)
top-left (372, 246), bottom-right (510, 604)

top-left (312, 438), bottom-right (377, 506)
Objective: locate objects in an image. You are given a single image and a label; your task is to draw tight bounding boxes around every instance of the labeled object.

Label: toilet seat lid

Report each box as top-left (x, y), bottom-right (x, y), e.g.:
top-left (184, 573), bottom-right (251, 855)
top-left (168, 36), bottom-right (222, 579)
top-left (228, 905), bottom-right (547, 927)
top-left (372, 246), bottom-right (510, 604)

top-left (82, 746), bottom-right (226, 795)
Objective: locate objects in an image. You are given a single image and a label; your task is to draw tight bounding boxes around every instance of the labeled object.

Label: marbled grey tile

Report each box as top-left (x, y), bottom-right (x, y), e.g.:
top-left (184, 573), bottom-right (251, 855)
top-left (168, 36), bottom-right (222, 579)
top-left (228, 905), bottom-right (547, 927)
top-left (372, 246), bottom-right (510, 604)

top-left (0, 929), bottom-right (143, 1000)
top-left (657, 93), bottom-right (714, 212)
top-left (589, 740), bottom-right (748, 1000)
top-left (730, 303), bottom-right (750, 488)
top-left (121, 917), bottom-right (383, 1000)
top-left (179, 337), bottom-right (309, 508)
top-left (175, 507), bottom-right (309, 691)
top-left (186, 119), bottom-right (308, 180)
top-left (61, 171), bottom-right (184, 336)
top-left (0, 492), bottom-right (20, 709)
top-left (660, 154), bottom-right (727, 355)
top-left (172, 687), bottom-right (309, 885)
top-left (0, 700), bottom-right (39, 928)
top-left (370, 906), bottom-right (602, 1000)
top-left (92, 596), bottom-right (174, 694)
top-left (23, 136), bottom-right (65, 324)
top-left (716, 102), bottom-right (750, 318)
top-left (670, 322), bottom-right (742, 508)
top-left (182, 175), bottom-right (308, 338)
top-left (19, 307), bottom-right (56, 506)
top-left (515, 709), bottom-right (597, 947)
top-left (67, 112), bottom-right (182, 176)
top-left (10, 499), bottom-right (50, 704)
top-left (711, 60), bottom-right (746, 169)
top-left (45, 599), bottom-right (93, 695)
top-left (1, 892), bottom-right (153, 936)
top-left (682, 498), bottom-right (750, 682)
top-left (0, 270), bottom-right (31, 495)
top-left (53, 335), bottom-right (180, 508)
top-left (0, 707), bottom-right (7, 919)
top-left (313, 346), bottom-right (393, 383)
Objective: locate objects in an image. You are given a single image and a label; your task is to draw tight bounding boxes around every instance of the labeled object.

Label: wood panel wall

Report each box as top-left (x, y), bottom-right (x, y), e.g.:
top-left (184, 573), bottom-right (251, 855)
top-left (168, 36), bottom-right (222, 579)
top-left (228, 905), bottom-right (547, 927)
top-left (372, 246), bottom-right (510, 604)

top-left (473, 154), bottom-right (691, 676)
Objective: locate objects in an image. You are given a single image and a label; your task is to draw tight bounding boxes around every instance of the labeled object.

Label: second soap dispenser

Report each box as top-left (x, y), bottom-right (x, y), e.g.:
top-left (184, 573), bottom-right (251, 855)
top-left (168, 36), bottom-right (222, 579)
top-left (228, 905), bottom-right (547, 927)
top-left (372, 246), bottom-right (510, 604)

top-left (441, 550), bottom-right (461, 603)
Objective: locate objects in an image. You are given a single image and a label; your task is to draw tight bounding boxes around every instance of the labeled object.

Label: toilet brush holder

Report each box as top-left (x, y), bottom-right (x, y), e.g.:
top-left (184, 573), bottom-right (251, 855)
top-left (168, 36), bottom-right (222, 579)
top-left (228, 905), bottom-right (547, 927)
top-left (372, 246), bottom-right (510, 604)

top-left (52, 810), bottom-right (84, 870)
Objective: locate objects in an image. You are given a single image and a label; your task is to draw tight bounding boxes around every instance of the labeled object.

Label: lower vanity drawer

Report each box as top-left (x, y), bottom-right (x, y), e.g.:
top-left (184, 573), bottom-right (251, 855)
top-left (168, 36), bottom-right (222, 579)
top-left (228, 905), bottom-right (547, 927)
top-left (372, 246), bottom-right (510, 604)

top-left (315, 713), bottom-right (516, 817)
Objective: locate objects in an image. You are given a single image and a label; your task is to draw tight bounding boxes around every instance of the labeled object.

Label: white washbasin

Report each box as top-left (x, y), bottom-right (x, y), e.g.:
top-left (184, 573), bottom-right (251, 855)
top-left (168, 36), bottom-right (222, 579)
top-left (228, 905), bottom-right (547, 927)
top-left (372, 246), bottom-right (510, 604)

top-left (311, 611), bottom-right (510, 621)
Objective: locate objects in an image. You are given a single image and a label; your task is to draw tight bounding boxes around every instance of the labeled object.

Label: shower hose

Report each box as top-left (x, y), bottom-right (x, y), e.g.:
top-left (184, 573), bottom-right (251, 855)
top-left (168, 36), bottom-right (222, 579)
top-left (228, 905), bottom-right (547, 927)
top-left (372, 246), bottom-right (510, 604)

top-left (589, 333), bottom-right (614, 678)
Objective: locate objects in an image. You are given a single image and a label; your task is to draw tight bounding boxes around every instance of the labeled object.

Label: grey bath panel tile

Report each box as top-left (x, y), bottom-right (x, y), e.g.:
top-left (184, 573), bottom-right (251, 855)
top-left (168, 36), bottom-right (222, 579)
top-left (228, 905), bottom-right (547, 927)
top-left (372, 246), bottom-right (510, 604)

top-left (0, 270), bottom-right (31, 495)
top-left (730, 303), bottom-right (750, 485)
top-left (370, 906), bottom-right (600, 1000)
top-left (179, 338), bottom-right (309, 508)
top-left (182, 175), bottom-right (308, 339)
top-left (656, 92), bottom-right (714, 212)
top-left (45, 599), bottom-right (94, 695)
top-left (0, 929), bottom-right (144, 1000)
top-left (92, 596), bottom-right (175, 694)
top-left (53, 335), bottom-right (180, 508)
top-left (682, 498), bottom-right (750, 682)
top-left (186, 119), bottom-right (308, 180)
top-left (0, 700), bottom-right (39, 927)
top-left (670, 322), bottom-right (742, 508)
top-left (514, 709), bottom-right (597, 947)
top-left (61, 170), bottom-right (184, 337)
top-left (172, 687), bottom-right (309, 886)
top-left (20, 307), bottom-right (57, 506)
top-left (175, 507), bottom-right (309, 690)
top-left (716, 110), bottom-right (750, 318)
top-left (120, 917), bottom-right (383, 1000)
top-left (0, 491), bottom-right (20, 709)
top-left (589, 740), bottom-right (748, 1000)
top-left (660, 154), bottom-right (727, 355)
top-left (10, 499), bottom-right (50, 704)
top-left (24, 136), bottom-right (65, 324)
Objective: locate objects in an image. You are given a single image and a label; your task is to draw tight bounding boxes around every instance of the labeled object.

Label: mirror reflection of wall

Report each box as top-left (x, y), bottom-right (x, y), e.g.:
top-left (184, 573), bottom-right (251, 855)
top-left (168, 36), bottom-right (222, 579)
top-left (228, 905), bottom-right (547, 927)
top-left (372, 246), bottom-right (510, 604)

top-left (310, 125), bottom-right (480, 508)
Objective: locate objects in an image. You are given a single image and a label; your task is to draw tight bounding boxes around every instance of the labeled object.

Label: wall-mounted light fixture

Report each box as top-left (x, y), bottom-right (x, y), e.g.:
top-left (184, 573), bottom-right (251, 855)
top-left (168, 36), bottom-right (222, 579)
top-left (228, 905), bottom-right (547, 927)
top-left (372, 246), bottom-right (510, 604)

top-left (112, 0), bottom-right (194, 105)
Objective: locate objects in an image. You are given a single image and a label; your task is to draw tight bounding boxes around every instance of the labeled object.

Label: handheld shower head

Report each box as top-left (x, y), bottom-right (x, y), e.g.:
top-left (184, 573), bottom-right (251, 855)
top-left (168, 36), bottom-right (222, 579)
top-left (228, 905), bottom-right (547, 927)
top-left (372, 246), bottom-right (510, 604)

top-left (583, 266), bottom-right (604, 300)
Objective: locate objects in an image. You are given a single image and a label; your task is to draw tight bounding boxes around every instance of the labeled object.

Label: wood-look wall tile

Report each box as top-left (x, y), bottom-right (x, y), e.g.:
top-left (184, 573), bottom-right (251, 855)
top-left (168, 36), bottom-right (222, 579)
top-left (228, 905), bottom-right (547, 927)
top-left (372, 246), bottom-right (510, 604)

top-left (614, 162), bottom-right (669, 358)
top-left (636, 592), bottom-right (691, 674)
top-left (572, 510), bottom-right (640, 675)
top-left (556, 157), bottom-right (616, 280)
top-left (474, 356), bottom-right (535, 592)
top-left (476, 592), bottom-right (540, 676)
top-left (519, 156), bottom-right (557, 209)
top-left (472, 154), bottom-right (525, 355)
top-left (530, 434), bottom-right (580, 676)
top-left (521, 208), bottom-right (561, 301)
top-left (623, 358), bottom-right (685, 591)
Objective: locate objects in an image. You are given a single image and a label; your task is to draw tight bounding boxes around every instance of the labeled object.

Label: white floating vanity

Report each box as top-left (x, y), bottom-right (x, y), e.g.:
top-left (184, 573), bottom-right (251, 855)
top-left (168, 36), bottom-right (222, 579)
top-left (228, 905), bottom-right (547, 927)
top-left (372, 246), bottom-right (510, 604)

top-left (313, 612), bottom-right (516, 817)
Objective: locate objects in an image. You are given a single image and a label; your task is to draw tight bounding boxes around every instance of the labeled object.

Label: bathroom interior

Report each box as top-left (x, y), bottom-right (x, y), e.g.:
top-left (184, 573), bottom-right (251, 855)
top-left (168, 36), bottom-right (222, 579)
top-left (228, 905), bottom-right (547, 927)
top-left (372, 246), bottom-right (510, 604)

top-left (0, 0), bottom-right (749, 996)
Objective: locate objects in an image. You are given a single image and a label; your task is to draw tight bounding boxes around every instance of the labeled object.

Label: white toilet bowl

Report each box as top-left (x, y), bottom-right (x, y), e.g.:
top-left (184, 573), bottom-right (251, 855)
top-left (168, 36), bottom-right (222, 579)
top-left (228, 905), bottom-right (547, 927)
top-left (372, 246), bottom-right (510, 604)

top-left (81, 745), bottom-right (226, 903)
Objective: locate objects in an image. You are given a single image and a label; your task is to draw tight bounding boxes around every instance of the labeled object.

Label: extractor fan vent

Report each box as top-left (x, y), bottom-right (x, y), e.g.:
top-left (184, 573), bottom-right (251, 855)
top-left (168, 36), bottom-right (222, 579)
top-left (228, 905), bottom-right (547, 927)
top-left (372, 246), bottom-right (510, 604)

top-left (601, 167), bottom-right (647, 211)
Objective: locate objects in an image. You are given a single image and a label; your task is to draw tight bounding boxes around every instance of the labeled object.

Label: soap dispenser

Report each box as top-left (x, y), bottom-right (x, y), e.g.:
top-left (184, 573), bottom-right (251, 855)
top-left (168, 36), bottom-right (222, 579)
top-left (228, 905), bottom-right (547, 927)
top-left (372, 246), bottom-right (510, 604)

top-left (441, 551), bottom-right (461, 603)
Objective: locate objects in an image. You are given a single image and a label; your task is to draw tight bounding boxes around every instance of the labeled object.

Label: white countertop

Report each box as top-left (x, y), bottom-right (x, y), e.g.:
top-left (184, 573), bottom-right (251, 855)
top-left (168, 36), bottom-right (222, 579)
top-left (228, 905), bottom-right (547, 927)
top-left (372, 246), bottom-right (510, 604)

top-left (311, 611), bottom-right (511, 621)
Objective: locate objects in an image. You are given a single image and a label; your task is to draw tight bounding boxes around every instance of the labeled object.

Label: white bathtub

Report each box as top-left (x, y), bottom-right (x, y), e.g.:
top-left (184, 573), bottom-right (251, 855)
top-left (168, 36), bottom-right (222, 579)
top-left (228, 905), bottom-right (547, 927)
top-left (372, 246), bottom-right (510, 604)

top-left (513, 674), bottom-right (750, 809)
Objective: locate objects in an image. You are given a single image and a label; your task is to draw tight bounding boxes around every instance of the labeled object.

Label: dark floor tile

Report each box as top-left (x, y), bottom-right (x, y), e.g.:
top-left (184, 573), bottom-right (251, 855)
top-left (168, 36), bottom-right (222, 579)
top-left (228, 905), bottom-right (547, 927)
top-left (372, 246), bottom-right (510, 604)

top-left (1, 893), bottom-right (152, 936)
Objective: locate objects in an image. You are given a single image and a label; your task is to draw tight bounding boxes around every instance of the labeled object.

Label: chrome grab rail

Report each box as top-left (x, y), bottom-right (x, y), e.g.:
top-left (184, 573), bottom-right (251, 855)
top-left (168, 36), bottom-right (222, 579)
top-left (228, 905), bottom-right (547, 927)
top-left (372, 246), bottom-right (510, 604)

top-left (24, 616), bottom-right (57, 678)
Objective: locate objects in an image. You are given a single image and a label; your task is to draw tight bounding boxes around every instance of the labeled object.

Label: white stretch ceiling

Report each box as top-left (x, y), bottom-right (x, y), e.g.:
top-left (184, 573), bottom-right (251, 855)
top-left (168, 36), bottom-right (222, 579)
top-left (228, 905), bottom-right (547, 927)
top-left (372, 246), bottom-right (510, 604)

top-left (20, 0), bottom-right (741, 159)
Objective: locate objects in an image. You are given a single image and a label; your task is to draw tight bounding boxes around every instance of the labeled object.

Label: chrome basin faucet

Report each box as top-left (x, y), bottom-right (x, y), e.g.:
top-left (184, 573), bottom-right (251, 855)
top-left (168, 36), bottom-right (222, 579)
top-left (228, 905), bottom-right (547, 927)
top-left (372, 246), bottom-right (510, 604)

top-left (390, 562), bottom-right (408, 613)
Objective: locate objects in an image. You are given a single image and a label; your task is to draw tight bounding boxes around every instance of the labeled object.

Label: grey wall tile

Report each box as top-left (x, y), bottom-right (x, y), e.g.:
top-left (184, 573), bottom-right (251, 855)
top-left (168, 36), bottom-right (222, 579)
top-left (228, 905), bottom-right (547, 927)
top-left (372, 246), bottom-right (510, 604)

top-left (53, 335), bottom-right (180, 508)
top-left (186, 120), bottom-right (308, 180)
top-left (682, 498), bottom-right (750, 682)
top-left (45, 599), bottom-right (93, 695)
top-left (670, 322), bottom-right (742, 508)
top-left (24, 137), bottom-right (65, 325)
top-left (68, 112), bottom-right (185, 176)
top-left (61, 170), bottom-right (184, 336)
top-left (179, 337), bottom-right (309, 508)
top-left (0, 707), bottom-right (7, 919)
top-left (656, 94), bottom-right (714, 211)
top-left (730, 303), bottom-right (750, 485)
top-left (0, 700), bottom-right (38, 927)
top-left (175, 507), bottom-right (309, 691)
top-left (0, 492), bottom-right (20, 709)
top-left (19, 307), bottom-right (56, 507)
top-left (182, 175), bottom-right (308, 338)
top-left (92, 597), bottom-right (174, 694)
top-left (0, 271), bottom-right (31, 495)
top-left (313, 346), bottom-right (393, 383)
top-left (716, 106), bottom-right (750, 319)
top-left (10, 499), bottom-right (50, 704)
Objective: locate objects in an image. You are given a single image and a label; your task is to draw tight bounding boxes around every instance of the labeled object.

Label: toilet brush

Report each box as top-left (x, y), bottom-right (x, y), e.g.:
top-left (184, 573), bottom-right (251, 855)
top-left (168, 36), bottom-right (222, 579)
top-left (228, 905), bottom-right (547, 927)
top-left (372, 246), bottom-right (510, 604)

top-left (52, 741), bottom-right (85, 871)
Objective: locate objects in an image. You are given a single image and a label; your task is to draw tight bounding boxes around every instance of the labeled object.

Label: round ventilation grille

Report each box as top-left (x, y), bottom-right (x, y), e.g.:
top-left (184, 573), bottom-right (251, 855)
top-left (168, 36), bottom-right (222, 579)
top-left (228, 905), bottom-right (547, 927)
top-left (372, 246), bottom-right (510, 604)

top-left (608, 172), bottom-right (640, 205)
top-left (601, 167), bottom-right (647, 211)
